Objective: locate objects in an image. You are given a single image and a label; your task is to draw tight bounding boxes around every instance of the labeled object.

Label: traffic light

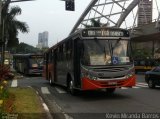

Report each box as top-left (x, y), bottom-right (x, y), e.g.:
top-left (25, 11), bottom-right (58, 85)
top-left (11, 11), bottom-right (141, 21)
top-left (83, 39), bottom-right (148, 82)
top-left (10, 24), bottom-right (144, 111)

top-left (65, 0), bottom-right (75, 11)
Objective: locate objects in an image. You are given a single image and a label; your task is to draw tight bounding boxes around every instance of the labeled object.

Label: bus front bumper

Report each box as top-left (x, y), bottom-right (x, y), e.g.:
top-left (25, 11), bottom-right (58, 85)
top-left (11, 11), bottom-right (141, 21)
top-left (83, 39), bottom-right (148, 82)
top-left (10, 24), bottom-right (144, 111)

top-left (81, 75), bottom-right (136, 90)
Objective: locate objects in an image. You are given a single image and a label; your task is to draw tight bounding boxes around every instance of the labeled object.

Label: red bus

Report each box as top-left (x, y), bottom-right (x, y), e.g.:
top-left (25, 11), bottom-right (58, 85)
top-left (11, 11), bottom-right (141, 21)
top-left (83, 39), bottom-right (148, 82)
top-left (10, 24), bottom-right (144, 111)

top-left (43, 27), bottom-right (136, 95)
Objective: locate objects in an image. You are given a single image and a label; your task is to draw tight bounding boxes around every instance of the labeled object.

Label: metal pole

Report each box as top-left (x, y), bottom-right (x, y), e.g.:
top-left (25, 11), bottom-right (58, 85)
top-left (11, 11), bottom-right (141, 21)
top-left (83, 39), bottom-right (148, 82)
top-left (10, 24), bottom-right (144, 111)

top-left (0, 0), bottom-right (2, 64)
top-left (0, 0), bottom-right (1, 29)
top-left (1, 16), bottom-right (5, 65)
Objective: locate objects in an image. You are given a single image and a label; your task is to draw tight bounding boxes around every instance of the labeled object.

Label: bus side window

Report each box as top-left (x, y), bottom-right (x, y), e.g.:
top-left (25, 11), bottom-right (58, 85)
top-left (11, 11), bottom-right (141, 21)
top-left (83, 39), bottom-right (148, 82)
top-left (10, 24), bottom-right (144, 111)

top-left (57, 47), bottom-right (60, 61)
top-left (45, 53), bottom-right (49, 64)
top-left (48, 51), bottom-right (52, 63)
top-left (66, 40), bottom-right (72, 60)
top-left (54, 48), bottom-right (58, 61)
top-left (44, 53), bottom-right (46, 64)
top-left (60, 45), bottom-right (63, 61)
top-left (65, 42), bottom-right (68, 59)
top-left (62, 44), bottom-right (66, 61)
top-left (63, 43), bottom-right (66, 59)
top-left (57, 45), bottom-right (63, 61)
top-left (52, 49), bottom-right (54, 63)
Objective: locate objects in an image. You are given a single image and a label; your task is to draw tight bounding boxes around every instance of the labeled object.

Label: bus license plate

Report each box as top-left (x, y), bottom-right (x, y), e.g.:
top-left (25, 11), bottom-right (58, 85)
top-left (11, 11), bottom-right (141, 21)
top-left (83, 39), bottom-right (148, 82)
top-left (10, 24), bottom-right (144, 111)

top-left (108, 82), bottom-right (117, 85)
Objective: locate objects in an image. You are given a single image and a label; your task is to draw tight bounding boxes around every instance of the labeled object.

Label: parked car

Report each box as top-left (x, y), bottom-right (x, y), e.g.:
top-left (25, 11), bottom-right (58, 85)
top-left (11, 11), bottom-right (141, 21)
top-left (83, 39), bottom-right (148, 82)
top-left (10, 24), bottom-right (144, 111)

top-left (145, 66), bottom-right (160, 88)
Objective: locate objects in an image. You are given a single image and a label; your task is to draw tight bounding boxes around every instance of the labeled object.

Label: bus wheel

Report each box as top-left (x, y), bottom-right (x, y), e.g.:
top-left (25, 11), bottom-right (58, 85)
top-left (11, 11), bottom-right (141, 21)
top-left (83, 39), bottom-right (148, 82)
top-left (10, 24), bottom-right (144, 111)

top-left (106, 88), bottom-right (116, 94)
top-left (68, 80), bottom-right (77, 95)
top-left (148, 80), bottom-right (155, 89)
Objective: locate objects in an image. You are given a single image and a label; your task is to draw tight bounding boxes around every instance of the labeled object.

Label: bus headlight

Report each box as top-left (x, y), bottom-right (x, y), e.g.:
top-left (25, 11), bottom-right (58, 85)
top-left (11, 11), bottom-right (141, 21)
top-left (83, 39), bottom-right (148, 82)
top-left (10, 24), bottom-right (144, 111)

top-left (126, 69), bottom-right (135, 78)
top-left (90, 76), bottom-right (98, 80)
top-left (81, 72), bottom-right (98, 80)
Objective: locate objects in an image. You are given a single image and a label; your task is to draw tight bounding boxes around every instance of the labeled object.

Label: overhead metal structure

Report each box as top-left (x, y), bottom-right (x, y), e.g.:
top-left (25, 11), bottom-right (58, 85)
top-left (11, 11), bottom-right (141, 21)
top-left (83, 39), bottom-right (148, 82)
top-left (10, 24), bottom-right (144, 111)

top-left (70, 0), bottom-right (160, 35)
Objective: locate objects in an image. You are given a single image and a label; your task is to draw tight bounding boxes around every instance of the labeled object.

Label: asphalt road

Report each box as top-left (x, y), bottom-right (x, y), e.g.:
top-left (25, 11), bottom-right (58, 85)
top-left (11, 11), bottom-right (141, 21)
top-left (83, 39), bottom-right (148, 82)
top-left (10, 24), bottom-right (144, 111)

top-left (9, 74), bottom-right (160, 119)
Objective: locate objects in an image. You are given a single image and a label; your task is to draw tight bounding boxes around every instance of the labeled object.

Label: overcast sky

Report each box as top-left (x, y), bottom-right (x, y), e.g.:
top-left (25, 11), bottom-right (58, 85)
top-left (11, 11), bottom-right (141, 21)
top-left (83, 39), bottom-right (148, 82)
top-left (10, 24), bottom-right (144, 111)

top-left (10, 0), bottom-right (160, 47)
top-left (10, 0), bottom-right (91, 47)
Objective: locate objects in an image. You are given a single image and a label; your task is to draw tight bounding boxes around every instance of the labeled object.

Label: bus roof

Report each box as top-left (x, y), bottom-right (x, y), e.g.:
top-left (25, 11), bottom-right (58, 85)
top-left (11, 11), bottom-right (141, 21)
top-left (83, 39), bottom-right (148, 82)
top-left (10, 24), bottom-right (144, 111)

top-left (45, 27), bottom-right (129, 54)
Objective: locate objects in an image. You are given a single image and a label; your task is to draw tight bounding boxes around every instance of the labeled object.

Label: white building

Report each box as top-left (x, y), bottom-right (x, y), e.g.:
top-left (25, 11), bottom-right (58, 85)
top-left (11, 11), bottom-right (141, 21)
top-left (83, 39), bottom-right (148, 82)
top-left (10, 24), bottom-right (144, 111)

top-left (37, 31), bottom-right (49, 49)
top-left (138, 0), bottom-right (152, 26)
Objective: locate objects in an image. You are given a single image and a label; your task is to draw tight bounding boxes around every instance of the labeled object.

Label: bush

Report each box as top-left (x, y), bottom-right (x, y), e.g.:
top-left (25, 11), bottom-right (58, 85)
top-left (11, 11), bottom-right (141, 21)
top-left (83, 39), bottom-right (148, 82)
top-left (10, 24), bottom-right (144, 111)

top-left (0, 65), bottom-right (14, 114)
top-left (0, 65), bottom-right (10, 80)
top-left (0, 65), bottom-right (10, 100)
top-left (0, 65), bottom-right (14, 80)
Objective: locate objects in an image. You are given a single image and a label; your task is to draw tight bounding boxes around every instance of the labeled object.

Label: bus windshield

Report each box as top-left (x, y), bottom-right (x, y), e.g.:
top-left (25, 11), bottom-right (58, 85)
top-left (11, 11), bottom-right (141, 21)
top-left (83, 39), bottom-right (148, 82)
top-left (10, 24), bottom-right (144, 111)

top-left (29, 57), bottom-right (43, 68)
top-left (81, 39), bottom-right (130, 66)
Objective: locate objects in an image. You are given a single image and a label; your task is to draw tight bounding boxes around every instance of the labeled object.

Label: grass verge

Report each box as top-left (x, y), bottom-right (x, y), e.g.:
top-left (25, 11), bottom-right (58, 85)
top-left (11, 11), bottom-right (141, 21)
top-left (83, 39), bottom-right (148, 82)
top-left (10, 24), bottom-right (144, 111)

top-left (7, 87), bottom-right (46, 119)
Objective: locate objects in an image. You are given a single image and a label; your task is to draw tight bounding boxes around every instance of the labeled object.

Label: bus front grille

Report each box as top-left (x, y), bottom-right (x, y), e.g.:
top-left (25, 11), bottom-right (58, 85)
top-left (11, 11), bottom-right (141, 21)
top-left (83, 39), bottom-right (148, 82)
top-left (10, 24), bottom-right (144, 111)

top-left (98, 79), bottom-right (127, 87)
top-left (93, 67), bottom-right (129, 72)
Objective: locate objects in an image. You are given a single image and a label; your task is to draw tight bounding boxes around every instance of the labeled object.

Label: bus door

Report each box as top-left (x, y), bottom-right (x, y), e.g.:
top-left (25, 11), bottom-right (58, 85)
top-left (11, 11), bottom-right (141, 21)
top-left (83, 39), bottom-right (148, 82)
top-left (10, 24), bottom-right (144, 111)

top-left (54, 49), bottom-right (57, 82)
top-left (44, 53), bottom-right (48, 80)
top-left (61, 43), bottom-right (68, 85)
top-left (73, 38), bottom-right (81, 87)
top-left (55, 47), bottom-right (65, 84)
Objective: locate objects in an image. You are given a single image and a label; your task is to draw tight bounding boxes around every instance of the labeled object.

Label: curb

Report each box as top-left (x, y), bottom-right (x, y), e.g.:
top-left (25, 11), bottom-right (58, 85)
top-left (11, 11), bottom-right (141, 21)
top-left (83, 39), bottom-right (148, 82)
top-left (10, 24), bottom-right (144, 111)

top-left (35, 90), bottom-right (53, 119)
top-left (38, 86), bottom-right (73, 119)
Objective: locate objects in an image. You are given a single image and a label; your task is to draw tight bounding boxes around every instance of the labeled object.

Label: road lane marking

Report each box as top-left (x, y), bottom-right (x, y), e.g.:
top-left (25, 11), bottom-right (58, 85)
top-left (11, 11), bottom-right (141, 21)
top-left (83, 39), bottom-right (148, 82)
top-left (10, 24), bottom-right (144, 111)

top-left (55, 87), bottom-right (67, 94)
top-left (137, 82), bottom-right (148, 85)
top-left (43, 103), bottom-right (49, 111)
top-left (136, 84), bottom-right (148, 88)
top-left (132, 86), bottom-right (140, 89)
top-left (36, 91), bottom-right (53, 119)
top-left (11, 80), bottom-right (17, 87)
top-left (121, 87), bottom-right (128, 89)
top-left (41, 87), bottom-right (51, 94)
top-left (64, 113), bottom-right (73, 119)
top-left (135, 82), bottom-right (148, 88)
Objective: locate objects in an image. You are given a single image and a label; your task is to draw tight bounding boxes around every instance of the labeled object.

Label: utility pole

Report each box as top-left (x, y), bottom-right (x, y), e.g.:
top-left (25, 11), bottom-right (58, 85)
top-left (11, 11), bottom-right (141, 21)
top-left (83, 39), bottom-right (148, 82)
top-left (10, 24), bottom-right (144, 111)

top-left (0, 0), bottom-right (2, 25)
top-left (0, 0), bottom-right (3, 65)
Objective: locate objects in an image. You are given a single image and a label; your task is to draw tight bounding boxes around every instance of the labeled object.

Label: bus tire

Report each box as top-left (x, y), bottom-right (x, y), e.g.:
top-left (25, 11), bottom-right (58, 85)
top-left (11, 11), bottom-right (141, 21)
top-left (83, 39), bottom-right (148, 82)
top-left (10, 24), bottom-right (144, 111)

top-left (106, 88), bottom-right (116, 94)
top-left (68, 80), bottom-right (77, 95)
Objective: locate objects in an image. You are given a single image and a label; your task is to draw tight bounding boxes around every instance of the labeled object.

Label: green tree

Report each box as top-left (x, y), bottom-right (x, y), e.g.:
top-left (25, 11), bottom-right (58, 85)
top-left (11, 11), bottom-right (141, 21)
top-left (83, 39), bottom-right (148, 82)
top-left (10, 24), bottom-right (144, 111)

top-left (86, 18), bottom-right (102, 28)
top-left (15, 42), bottom-right (40, 54)
top-left (2, 4), bottom-right (29, 49)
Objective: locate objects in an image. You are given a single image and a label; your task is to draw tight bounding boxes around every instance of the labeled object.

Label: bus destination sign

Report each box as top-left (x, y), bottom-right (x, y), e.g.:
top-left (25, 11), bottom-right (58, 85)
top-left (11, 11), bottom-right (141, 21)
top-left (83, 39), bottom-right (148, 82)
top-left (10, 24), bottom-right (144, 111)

top-left (82, 29), bottom-right (129, 37)
top-left (31, 55), bottom-right (43, 58)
